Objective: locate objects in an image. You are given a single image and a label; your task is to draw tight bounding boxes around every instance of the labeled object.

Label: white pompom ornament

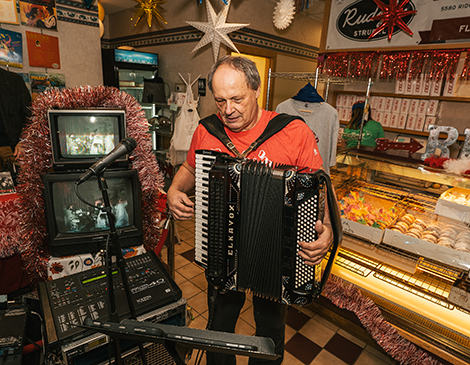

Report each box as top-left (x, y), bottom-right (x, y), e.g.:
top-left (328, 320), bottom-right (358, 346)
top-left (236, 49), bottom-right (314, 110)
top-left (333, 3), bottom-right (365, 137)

top-left (273, 0), bottom-right (296, 30)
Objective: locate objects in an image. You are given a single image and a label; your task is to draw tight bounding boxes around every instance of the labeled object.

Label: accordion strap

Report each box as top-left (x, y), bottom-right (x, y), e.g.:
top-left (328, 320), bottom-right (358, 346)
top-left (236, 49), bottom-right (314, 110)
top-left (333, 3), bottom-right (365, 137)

top-left (199, 113), bottom-right (303, 158)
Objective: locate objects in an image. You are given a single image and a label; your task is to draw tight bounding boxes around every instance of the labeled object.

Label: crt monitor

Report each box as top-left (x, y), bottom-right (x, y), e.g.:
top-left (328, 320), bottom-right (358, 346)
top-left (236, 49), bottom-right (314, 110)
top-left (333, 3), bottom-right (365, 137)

top-left (42, 169), bottom-right (143, 257)
top-left (47, 109), bottom-right (127, 170)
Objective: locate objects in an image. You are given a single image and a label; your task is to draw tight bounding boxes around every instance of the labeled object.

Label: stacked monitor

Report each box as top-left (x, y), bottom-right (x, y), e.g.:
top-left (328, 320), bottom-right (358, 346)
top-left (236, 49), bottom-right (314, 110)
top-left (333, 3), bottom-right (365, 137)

top-left (43, 109), bottom-right (143, 257)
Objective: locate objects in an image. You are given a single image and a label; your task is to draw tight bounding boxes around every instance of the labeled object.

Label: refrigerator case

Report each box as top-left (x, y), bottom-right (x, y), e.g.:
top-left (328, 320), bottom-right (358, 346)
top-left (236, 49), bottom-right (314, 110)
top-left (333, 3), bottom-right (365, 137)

top-left (102, 48), bottom-right (161, 120)
top-left (329, 149), bottom-right (470, 364)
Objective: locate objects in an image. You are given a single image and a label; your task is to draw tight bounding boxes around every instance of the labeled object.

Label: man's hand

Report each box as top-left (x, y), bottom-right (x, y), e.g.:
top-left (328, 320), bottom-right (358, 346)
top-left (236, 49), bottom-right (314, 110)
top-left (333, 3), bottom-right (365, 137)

top-left (166, 161), bottom-right (196, 221)
top-left (13, 142), bottom-right (24, 159)
top-left (167, 189), bottom-right (194, 220)
top-left (298, 221), bottom-right (334, 266)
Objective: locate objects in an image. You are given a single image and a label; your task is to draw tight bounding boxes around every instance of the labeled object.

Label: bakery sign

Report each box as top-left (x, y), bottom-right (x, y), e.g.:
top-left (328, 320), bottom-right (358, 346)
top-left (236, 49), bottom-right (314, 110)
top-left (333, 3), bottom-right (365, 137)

top-left (325, 0), bottom-right (470, 51)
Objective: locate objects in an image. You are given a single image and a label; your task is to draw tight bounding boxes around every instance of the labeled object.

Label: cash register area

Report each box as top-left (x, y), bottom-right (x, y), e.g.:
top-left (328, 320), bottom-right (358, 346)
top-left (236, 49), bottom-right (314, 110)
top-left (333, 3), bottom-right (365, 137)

top-left (165, 218), bottom-right (400, 365)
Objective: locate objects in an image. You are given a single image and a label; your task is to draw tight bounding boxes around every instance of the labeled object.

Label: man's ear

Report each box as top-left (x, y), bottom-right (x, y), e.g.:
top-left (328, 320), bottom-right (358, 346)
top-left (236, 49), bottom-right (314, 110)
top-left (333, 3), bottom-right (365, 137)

top-left (255, 86), bottom-right (261, 99)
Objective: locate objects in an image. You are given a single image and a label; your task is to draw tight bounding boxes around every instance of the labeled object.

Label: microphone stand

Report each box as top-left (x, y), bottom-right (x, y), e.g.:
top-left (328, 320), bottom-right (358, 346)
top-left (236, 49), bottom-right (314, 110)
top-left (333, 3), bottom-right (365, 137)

top-left (96, 173), bottom-right (148, 365)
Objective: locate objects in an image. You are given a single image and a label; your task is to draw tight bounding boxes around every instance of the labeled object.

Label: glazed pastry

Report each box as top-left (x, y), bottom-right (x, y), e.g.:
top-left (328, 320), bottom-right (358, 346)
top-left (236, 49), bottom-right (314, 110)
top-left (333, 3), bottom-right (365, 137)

top-left (391, 225), bottom-right (406, 234)
top-left (400, 214), bottom-right (415, 226)
top-left (408, 228), bottom-right (422, 238)
top-left (437, 237), bottom-right (455, 248)
top-left (426, 224), bottom-right (441, 234)
top-left (413, 219), bottom-right (427, 230)
top-left (409, 223), bottom-right (424, 233)
top-left (421, 234), bottom-right (437, 243)
top-left (395, 221), bottom-right (409, 232)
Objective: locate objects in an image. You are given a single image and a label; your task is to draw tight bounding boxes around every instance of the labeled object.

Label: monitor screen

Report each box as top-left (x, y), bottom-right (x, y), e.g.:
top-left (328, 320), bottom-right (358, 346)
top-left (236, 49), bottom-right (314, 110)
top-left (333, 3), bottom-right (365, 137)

top-left (43, 169), bottom-right (143, 257)
top-left (48, 109), bottom-right (127, 169)
top-left (55, 175), bottom-right (134, 234)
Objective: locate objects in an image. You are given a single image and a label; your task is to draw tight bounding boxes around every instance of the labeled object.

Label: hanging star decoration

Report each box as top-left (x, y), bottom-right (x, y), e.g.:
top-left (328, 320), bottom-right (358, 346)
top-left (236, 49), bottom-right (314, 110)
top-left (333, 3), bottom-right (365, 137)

top-left (187, 0), bottom-right (249, 62)
top-left (131, 0), bottom-right (167, 28)
top-left (368, 0), bottom-right (416, 41)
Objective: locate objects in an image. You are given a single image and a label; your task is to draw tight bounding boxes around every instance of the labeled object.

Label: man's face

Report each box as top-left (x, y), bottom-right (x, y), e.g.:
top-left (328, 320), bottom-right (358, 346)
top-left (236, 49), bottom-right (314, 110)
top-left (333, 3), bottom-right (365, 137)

top-left (211, 64), bottom-right (261, 133)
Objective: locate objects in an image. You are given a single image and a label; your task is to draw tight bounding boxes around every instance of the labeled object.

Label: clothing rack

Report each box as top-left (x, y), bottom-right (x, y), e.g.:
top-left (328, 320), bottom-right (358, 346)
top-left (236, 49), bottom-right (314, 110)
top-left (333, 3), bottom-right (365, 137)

top-left (266, 68), bottom-right (374, 147)
top-left (266, 68), bottom-right (372, 110)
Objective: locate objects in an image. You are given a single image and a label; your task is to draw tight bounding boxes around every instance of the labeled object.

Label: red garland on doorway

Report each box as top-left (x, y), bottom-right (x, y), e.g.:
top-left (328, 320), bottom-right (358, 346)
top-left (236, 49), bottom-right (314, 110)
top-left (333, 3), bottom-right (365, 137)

top-left (16, 85), bottom-right (164, 283)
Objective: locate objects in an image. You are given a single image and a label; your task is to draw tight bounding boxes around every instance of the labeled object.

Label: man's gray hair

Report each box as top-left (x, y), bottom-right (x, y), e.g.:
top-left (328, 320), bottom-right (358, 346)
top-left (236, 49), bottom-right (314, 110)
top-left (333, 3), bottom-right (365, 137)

top-left (207, 55), bottom-right (261, 92)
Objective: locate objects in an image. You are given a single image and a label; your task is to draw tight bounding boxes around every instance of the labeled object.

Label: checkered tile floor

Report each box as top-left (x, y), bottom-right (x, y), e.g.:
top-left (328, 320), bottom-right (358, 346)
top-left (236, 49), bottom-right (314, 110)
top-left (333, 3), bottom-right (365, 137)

top-left (160, 218), bottom-right (399, 365)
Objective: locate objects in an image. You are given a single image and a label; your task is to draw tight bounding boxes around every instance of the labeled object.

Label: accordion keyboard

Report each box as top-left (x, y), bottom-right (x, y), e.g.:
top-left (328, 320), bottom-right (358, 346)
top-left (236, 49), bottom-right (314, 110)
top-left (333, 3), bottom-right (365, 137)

top-left (194, 152), bottom-right (217, 269)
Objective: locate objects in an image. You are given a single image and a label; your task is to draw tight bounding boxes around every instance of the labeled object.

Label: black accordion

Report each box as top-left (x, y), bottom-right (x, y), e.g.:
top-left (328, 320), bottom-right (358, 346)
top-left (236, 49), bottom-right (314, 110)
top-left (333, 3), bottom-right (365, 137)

top-left (194, 150), bottom-right (342, 306)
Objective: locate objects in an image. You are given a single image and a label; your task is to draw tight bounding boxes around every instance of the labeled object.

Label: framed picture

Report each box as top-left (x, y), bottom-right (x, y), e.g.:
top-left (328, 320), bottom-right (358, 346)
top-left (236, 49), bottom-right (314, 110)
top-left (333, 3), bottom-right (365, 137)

top-left (0, 0), bottom-right (19, 24)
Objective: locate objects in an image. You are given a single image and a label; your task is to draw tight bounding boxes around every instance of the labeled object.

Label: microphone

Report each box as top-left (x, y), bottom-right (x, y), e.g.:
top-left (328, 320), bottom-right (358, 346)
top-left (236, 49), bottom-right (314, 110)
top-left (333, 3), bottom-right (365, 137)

top-left (76, 137), bottom-right (137, 185)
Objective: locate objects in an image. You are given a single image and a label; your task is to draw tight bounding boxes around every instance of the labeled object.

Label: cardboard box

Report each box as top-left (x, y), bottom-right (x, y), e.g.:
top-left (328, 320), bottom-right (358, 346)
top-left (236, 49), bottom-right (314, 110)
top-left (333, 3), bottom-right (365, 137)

top-left (414, 115), bottom-right (426, 131)
top-left (370, 96), bottom-right (379, 110)
top-left (430, 78), bottom-right (443, 97)
top-left (406, 114), bottom-right (417, 130)
top-left (395, 79), bottom-right (405, 94)
top-left (347, 94), bottom-right (358, 108)
top-left (400, 98), bottom-right (411, 114)
top-left (338, 107), bottom-right (348, 122)
top-left (412, 77), bottom-right (422, 95)
top-left (382, 112), bottom-right (391, 127)
top-left (374, 111), bottom-right (384, 124)
top-left (376, 96), bottom-right (385, 112)
top-left (404, 79), bottom-right (414, 95)
top-left (443, 77), bottom-right (456, 97)
top-left (435, 187), bottom-right (470, 224)
top-left (384, 97), bottom-right (394, 113)
top-left (417, 99), bottom-right (429, 116)
top-left (398, 114), bottom-right (408, 129)
top-left (426, 100), bottom-right (439, 116)
top-left (389, 113), bottom-right (399, 129)
top-left (421, 77), bottom-right (432, 96)
top-left (409, 99), bottom-right (419, 115)
top-left (336, 94), bottom-right (346, 107)
top-left (424, 116), bottom-right (436, 131)
top-left (391, 98), bottom-right (402, 114)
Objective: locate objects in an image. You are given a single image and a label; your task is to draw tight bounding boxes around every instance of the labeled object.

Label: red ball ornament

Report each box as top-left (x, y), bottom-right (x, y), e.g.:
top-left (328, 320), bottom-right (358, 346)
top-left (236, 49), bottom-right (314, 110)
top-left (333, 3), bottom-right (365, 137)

top-left (368, 0), bottom-right (417, 41)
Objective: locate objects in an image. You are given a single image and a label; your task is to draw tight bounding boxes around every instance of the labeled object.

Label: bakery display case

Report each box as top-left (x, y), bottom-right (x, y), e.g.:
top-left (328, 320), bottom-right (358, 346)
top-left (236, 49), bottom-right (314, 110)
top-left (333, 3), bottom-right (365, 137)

top-left (329, 148), bottom-right (470, 364)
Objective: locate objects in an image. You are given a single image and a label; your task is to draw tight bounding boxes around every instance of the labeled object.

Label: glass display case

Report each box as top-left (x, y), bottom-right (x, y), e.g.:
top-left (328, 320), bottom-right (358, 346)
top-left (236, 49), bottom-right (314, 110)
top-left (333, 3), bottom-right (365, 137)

top-left (328, 148), bottom-right (470, 364)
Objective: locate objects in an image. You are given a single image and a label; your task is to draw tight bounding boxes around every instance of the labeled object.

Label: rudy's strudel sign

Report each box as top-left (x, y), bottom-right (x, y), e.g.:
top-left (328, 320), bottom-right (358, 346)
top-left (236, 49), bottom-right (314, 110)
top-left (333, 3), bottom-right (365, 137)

top-left (325, 0), bottom-right (470, 51)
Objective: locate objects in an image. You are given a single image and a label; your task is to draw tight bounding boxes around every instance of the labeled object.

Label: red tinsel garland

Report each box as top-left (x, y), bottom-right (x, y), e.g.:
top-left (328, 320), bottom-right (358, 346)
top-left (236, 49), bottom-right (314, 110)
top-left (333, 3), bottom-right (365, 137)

top-left (318, 50), bottom-right (462, 82)
top-left (16, 85), bottom-right (164, 283)
top-left (460, 50), bottom-right (470, 81)
top-left (323, 275), bottom-right (444, 365)
top-left (0, 197), bottom-right (21, 258)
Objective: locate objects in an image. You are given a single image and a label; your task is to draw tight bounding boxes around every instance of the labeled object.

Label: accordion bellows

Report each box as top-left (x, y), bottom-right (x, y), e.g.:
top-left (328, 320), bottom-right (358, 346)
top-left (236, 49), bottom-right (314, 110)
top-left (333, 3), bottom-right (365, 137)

top-left (194, 150), bottom-right (342, 306)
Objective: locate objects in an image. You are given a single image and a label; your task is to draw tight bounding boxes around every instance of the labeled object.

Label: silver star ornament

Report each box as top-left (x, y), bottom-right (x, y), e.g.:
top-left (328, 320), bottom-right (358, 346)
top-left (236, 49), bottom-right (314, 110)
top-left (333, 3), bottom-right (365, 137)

top-left (186, 0), bottom-right (249, 62)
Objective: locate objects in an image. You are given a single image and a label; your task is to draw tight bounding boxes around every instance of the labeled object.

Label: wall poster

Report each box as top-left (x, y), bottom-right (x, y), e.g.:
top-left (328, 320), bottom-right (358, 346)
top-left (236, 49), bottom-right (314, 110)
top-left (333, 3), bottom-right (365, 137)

top-left (325, 0), bottom-right (470, 51)
top-left (30, 72), bottom-right (65, 100)
top-left (0, 0), bottom-right (19, 24)
top-left (19, 0), bottom-right (57, 30)
top-left (0, 29), bottom-right (23, 68)
top-left (26, 31), bottom-right (60, 69)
